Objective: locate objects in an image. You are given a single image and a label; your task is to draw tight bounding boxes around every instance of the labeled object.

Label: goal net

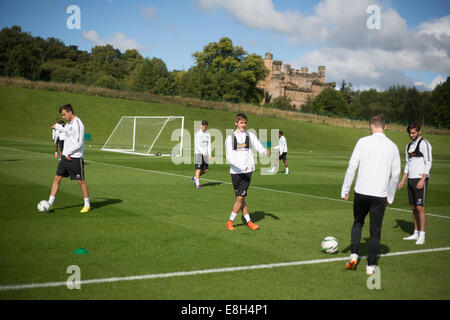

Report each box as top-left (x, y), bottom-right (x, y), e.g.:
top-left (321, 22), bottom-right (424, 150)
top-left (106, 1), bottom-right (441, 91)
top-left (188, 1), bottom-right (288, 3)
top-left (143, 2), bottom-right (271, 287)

top-left (101, 116), bottom-right (184, 156)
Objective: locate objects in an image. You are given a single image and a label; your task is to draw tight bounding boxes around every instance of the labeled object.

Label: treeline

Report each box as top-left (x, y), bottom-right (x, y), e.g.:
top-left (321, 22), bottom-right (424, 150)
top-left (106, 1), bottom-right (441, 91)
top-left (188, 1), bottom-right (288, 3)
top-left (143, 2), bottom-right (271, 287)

top-left (301, 79), bottom-right (450, 127)
top-left (1, 25), bottom-right (448, 127)
top-left (0, 26), bottom-right (267, 104)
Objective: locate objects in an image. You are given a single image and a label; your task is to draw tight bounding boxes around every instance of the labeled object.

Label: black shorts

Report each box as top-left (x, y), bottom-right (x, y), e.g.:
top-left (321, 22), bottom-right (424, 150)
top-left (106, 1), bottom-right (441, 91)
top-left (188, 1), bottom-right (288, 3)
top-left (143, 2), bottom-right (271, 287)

top-left (56, 156), bottom-right (85, 180)
top-left (231, 172), bottom-right (252, 197)
top-left (407, 178), bottom-right (429, 207)
top-left (58, 140), bottom-right (64, 152)
top-left (194, 154), bottom-right (209, 170)
top-left (279, 152), bottom-right (287, 160)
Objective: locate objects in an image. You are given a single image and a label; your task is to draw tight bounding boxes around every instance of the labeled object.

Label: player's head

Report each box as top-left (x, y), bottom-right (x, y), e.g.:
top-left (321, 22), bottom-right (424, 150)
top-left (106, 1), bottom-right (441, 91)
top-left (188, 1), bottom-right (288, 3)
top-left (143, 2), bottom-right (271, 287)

top-left (56, 118), bottom-right (62, 123)
top-left (59, 104), bottom-right (74, 122)
top-left (235, 113), bottom-right (247, 132)
top-left (407, 121), bottom-right (421, 140)
top-left (369, 113), bottom-right (385, 133)
top-left (279, 131), bottom-right (284, 137)
top-left (201, 120), bottom-right (208, 131)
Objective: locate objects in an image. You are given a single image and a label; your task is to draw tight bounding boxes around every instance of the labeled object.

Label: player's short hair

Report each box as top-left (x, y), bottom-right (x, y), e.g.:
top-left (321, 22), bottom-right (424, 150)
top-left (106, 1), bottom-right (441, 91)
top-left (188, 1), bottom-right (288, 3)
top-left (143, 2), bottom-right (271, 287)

top-left (407, 121), bottom-right (421, 133)
top-left (369, 113), bottom-right (385, 128)
top-left (235, 113), bottom-right (247, 123)
top-left (59, 104), bottom-right (74, 114)
top-left (201, 120), bottom-right (208, 126)
top-left (279, 131), bottom-right (284, 136)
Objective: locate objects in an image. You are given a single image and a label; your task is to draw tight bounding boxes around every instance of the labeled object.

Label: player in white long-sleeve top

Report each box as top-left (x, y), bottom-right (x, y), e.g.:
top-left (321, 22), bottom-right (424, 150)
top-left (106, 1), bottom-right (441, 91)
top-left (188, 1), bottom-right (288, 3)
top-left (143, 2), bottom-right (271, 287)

top-left (341, 114), bottom-right (401, 275)
top-left (273, 130), bottom-right (289, 174)
top-left (192, 120), bottom-right (212, 189)
top-left (398, 122), bottom-right (432, 245)
top-left (52, 118), bottom-right (65, 158)
top-left (225, 113), bottom-right (269, 231)
top-left (48, 104), bottom-right (90, 213)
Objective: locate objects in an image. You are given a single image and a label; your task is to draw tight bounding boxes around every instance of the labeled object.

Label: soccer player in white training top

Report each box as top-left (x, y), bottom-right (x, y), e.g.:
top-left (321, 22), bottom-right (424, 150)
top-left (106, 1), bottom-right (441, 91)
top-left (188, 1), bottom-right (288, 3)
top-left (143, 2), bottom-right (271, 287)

top-left (225, 113), bottom-right (269, 231)
top-left (397, 121), bottom-right (432, 245)
top-left (273, 130), bottom-right (289, 174)
top-left (48, 104), bottom-right (91, 213)
top-left (192, 120), bottom-right (212, 189)
top-left (52, 118), bottom-right (65, 158)
top-left (341, 114), bottom-right (400, 275)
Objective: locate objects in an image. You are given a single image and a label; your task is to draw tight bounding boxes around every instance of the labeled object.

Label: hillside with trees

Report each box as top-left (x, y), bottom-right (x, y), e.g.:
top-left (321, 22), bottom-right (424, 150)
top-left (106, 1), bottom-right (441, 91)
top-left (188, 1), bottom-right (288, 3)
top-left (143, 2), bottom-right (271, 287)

top-left (1, 25), bottom-right (449, 127)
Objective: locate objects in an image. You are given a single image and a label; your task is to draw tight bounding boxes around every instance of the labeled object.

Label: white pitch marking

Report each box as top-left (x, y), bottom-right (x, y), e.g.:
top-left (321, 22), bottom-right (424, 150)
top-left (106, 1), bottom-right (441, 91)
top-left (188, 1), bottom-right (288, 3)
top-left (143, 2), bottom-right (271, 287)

top-left (0, 247), bottom-right (449, 291)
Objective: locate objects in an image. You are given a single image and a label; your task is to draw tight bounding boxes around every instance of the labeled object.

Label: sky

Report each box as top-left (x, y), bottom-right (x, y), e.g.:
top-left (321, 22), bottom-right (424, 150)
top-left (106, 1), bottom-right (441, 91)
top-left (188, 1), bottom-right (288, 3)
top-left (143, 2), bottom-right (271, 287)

top-left (0, 0), bottom-right (449, 91)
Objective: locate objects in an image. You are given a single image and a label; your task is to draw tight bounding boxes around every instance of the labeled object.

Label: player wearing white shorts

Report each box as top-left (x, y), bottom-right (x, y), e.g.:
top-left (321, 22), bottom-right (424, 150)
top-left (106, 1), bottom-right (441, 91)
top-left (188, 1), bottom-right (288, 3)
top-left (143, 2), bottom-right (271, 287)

top-left (398, 121), bottom-right (432, 245)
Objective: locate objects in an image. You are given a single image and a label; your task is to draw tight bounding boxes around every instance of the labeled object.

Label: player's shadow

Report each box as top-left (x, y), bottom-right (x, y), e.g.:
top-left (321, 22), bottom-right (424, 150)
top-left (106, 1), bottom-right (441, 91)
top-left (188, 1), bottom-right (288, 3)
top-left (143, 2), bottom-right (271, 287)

top-left (341, 237), bottom-right (390, 258)
top-left (235, 211), bottom-right (280, 226)
top-left (57, 198), bottom-right (122, 211)
top-left (201, 182), bottom-right (223, 187)
top-left (393, 219), bottom-right (415, 236)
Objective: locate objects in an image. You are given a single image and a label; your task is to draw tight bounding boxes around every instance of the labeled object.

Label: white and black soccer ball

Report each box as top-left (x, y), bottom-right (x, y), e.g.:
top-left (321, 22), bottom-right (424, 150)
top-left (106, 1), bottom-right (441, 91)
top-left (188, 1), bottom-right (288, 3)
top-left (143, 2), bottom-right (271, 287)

top-left (37, 200), bottom-right (51, 213)
top-left (321, 236), bottom-right (339, 253)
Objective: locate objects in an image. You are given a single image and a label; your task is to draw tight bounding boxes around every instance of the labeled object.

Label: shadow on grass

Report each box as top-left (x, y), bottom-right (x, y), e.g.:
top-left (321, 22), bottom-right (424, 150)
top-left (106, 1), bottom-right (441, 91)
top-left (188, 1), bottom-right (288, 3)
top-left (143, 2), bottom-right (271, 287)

top-left (201, 182), bottom-right (223, 187)
top-left (341, 237), bottom-right (390, 262)
top-left (393, 219), bottom-right (415, 235)
top-left (55, 198), bottom-right (122, 211)
top-left (235, 211), bottom-right (280, 227)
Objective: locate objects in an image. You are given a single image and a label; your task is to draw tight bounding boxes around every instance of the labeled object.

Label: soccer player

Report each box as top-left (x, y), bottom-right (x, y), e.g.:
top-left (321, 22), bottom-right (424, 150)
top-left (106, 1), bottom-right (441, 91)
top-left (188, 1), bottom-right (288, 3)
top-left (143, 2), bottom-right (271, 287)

top-left (225, 113), bottom-right (269, 231)
top-left (51, 118), bottom-right (65, 158)
top-left (48, 104), bottom-right (90, 213)
top-left (192, 120), bottom-right (211, 189)
top-left (341, 114), bottom-right (401, 275)
top-left (397, 122), bottom-right (432, 245)
top-left (273, 130), bottom-right (289, 174)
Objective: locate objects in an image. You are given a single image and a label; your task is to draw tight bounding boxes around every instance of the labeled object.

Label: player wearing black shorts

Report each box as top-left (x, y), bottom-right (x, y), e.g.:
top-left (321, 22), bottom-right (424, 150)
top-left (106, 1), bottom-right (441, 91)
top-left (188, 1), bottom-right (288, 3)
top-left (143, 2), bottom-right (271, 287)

top-left (47, 104), bottom-right (91, 213)
top-left (224, 113), bottom-right (269, 231)
top-left (398, 122), bottom-right (432, 245)
top-left (192, 120), bottom-right (211, 189)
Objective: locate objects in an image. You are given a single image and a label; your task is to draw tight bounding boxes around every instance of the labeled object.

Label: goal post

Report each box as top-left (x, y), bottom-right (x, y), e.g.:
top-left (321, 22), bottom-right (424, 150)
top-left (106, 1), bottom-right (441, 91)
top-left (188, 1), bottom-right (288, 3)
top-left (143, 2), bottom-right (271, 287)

top-left (101, 116), bottom-right (184, 157)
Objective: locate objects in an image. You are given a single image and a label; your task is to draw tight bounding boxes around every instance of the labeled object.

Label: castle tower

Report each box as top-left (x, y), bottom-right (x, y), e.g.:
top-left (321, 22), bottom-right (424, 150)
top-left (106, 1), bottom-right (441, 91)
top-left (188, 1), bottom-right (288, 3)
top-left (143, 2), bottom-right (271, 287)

top-left (318, 66), bottom-right (326, 83)
top-left (301, 67), bottom-right (308, 75)
top-left (264, 52), bottom-right (273, 73)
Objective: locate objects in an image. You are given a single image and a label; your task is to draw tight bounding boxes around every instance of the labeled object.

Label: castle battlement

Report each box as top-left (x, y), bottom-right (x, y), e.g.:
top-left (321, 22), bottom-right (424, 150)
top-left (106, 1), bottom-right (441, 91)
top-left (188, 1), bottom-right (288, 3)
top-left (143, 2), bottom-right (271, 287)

top-left (259, 52), bottom-right (335, 109)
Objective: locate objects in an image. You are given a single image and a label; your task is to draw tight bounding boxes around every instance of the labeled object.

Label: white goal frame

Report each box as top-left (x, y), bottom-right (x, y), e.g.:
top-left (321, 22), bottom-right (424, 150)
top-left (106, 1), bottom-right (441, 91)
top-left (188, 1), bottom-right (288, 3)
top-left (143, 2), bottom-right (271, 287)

top-left (101, 116), bottom-right (184, 157)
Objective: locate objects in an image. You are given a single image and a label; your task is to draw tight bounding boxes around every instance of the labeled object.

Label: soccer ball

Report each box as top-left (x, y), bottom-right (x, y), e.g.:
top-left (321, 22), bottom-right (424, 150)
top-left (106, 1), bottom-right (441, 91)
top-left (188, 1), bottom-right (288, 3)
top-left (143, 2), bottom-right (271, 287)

top-left (321, 236), bottom-right (339, 254)
top-left (37, 200), bottom-right (51, 213)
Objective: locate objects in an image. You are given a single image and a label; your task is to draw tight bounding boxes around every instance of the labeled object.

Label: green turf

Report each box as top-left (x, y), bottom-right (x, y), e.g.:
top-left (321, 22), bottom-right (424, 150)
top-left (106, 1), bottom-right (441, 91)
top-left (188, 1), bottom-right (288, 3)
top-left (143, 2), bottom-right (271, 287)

top-left (0, 86), bottom-right (449, 300)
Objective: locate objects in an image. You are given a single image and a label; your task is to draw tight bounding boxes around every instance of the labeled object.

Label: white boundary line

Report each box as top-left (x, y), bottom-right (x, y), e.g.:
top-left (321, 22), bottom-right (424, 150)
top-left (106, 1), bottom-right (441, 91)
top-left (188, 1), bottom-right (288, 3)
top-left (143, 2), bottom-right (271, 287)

top-left (1, 247), bottom-right (449, 291)
top-left (0, 145), bottom-right (449, 219)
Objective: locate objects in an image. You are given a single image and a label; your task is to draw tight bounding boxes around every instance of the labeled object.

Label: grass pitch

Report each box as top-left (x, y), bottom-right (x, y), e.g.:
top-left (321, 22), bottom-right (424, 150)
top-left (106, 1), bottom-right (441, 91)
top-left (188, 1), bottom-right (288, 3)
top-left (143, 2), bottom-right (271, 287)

top-left (0, 86), bottom-right (449, 300)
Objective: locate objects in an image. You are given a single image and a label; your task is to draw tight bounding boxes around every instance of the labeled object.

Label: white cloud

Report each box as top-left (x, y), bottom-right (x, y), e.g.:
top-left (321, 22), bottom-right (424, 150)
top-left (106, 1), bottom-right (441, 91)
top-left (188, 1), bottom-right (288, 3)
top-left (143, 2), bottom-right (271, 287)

top-left (82, 30), bottom-right (149, 52)
top-left (139, 5), bottom-right (160, 25)
top-left (197, 0), bottom-right (450, 90)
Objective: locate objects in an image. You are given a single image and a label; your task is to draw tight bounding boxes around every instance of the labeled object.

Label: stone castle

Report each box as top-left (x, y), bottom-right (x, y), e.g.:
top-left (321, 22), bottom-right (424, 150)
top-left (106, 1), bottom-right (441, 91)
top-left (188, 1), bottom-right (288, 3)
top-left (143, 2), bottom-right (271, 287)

top-left (258, 53), bottom-right (336, 109)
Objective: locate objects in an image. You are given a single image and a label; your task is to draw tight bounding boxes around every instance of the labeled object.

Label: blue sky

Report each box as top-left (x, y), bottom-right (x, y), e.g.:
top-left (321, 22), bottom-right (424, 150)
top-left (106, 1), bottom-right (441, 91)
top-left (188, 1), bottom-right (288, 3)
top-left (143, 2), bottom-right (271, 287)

top-left (0, 0), bottom-right (449, 90)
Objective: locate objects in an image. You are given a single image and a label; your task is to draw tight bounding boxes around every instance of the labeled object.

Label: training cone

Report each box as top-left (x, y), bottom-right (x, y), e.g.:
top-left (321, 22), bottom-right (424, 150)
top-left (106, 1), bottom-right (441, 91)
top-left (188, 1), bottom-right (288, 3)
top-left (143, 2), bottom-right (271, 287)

top-left (74, 248), bottom-right (89, 255)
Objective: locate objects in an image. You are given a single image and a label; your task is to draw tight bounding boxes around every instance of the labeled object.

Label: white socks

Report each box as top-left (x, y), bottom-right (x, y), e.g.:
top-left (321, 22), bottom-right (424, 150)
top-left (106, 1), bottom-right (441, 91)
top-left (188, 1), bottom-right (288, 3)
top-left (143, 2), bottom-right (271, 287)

top-left (48, 196), bottom-right (55, 205)
top-left (243, 214), bottom-right (251, 223)
top-left (416, 231), bottom-right (425, 245)
top-left (84, 198), bottom-right (90, 207)
top-left (229, 212), bottom-right (237, 221)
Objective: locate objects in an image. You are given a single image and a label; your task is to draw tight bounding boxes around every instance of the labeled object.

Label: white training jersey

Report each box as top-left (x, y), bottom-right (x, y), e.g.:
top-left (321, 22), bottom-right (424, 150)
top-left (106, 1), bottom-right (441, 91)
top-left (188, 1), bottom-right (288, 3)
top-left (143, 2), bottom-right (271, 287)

top-left (194, 129), bottom-right (212, 156)
top-left (274, 135), bottom-right (288, 153)
top-left (403, 137), bottom-right (432, 179)
top-left (62, 116), bottom-right (85, 158)
top-left (52, 123), bottom-right (65, 142)
top-left (341, 132), bottom-right (401, 204)
top-left (225, 130), bottom-right (267, 174)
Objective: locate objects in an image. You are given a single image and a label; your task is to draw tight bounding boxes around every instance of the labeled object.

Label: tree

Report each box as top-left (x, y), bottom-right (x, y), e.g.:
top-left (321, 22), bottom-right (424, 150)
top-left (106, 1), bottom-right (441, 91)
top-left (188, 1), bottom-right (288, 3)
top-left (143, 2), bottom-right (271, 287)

top-left (312, 88), bottom-right (348, 116)
top-left (186, 37), bottom-right (268, 103)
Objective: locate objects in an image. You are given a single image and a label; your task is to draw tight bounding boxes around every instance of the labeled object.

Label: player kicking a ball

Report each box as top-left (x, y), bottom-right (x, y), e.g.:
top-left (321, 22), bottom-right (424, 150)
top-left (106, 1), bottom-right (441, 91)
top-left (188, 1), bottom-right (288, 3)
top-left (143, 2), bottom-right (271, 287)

top-left (47, 104), bottom-right (90, 213)
top-left (225, 113), bottom-right (269, 231)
